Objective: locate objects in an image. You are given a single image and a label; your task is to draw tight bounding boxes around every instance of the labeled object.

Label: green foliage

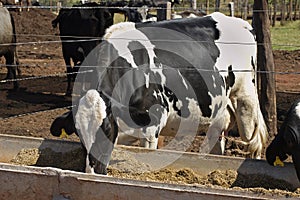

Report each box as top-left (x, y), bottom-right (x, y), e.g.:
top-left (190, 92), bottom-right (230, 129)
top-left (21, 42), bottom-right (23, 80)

top-left (271, 20), bottom-right (300, 51)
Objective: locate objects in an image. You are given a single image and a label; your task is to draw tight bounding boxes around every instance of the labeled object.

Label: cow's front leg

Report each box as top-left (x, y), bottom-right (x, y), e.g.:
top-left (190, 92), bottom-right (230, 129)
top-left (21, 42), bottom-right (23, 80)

top-left (85, 156), bottom-right (94, 174)
top-left (140, 109), bottom-right (168, 149)
top-left (140, 131), bottom-right (159, 149)
top-left (209, 131), bottom-right (226, 155)
top-left (200, 107), bottom-right (232, 155)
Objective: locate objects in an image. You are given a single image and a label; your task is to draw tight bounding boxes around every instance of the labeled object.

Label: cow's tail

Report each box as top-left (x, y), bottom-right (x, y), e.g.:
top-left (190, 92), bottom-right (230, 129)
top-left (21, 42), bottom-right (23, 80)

top-left (10, 13), bottom-right (21, 77)
top-left (11, 16), bottom-right (21, 75)
top-left (51, 11), bottom-right (64, 28)
top-left (51, 18), bottom-right (59, 28)
top-left (248, 108), bottom-right (268, 159)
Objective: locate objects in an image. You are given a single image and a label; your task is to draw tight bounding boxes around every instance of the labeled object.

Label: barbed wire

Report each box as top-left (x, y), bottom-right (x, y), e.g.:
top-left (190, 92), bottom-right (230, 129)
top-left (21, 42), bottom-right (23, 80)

top-left (3, 4), bottom-right (294, 13)
top-left (0, 105), bottom-right (75, 120)
top-left (0, 69), bottom-right (93, 83)
top-left (1, 64), bottom-right (299, 121)
top-left (2, 54), bottom-right (300, 69)
top-left (0, 37), bottom-right (299, 48)
top-left (1, 66), bottom-right (300, 84)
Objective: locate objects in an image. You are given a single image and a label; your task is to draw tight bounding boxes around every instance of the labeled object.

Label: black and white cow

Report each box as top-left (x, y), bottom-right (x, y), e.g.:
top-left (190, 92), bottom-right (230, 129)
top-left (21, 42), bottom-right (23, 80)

top-left (55, 12), bottom-right (268, 174)
top-left (266, 99), bottom-right (300, 182)
top-left (51, 2), bottom-right (113, 96)
top-left (0, 6), bottom-right (19, 89)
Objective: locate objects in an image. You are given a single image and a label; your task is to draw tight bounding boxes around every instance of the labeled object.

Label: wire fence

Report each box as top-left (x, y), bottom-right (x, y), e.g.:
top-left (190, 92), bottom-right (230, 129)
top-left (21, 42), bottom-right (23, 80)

top-left (2, 4), bottom-right (298, 13)
top-left (0, 105), bottom-right (75, 120)
top-left (0, 36), bottom-right (300, 48)
top-left (0, 5), bottom-right (299, 121)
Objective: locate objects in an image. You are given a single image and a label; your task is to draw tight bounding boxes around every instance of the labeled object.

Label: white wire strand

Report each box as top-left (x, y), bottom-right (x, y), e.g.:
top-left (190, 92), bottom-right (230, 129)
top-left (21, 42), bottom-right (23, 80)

top-left (0, 37), bottom-right (299, 48)
top-left (2, 4), bottom-right (291, 13)
top-left (1, 67), bottom-right (300, 84)
top-left (0, 105), bottom-right (75, 120)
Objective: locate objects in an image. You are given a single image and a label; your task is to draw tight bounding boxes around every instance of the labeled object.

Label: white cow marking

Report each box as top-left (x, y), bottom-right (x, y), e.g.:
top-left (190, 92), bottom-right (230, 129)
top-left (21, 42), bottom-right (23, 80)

top-left (178, 70), bottom-right (188, 89)
top-left (295, 102), bottom-right (300, 118)
top-left (104, 22), bottom-right (156, 68)
top-left (105, 23), bottom-right (168, 87)
top-left (211, 12), bottom-right (256, 78)
top-left (75, 90), bottom-right (107, 173)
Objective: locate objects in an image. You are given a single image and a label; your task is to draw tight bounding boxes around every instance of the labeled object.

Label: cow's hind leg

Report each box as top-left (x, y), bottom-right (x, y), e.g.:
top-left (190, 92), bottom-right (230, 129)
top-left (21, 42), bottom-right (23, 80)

top-left (199, 108), bottom-right (232, 155)
top-left (234, 95), bottom-right (268, 159)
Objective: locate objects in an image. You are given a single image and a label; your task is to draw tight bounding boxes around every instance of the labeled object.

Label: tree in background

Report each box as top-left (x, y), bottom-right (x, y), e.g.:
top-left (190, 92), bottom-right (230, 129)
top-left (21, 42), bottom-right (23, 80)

top-left (253, 0), bottom-right (277, 137)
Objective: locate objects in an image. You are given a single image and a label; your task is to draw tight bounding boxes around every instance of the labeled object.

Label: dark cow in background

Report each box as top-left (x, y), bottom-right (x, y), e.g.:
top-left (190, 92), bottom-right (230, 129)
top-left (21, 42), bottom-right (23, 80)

top-left (266, 99), bottom-right (300, 182)
top-left (125, 0), bottom-right (181, 7)
top-left (65, 12), bottom-right (268, 174)
top-left (19, 0), bottom-right (31, 12)
top-left (0, 0), bottom-right (31, 11)
top-left (52, 2), bottom-right (113, 96)
top-left (172, 9), bottom-right (206, 19)
top-left (0, 5), bottom-right (19, 89)
top-left (120, 6), bottom-right (157, 22)
top-left (105, 0), bottom-right (181, 23)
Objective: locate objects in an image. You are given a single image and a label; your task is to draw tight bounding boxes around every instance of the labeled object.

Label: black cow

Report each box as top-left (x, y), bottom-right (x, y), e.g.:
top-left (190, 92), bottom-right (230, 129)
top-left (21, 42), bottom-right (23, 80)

top-left (0, 6), bottom-right (19, 89)
top-left (67, 12), bottom-right (268, 175)
top-left (52, 2), bottom-right (113, 96)
top-left (266, 99), bottom-right (300, 182)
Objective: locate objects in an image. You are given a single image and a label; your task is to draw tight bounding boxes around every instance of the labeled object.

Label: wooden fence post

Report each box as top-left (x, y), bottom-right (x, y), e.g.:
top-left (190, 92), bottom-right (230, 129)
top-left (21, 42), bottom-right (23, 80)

top-left (50, 0), bottom-right (52, 12)
top-left (253, 0), bottom-right (277, 137)
top-left (166, 2), bottom-right (171, 20)
top-left (56, 1), bottom-right (61, 14)
top-left (206, 0), bottom-right (209, 14)
top-left (228, 2), bottom-right (235, 16)
top-left (192, 0), bottom-right (197, 10)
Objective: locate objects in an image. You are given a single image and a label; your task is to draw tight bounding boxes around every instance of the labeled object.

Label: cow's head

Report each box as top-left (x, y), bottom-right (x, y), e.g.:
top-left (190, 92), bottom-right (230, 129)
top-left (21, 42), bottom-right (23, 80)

top-left (75, 89), bottom-right (116, 175)
top-left (266, 132), bottom-right (289, 166)
top-left (266, 122), bottom-right (300, 181)
top-left (50, 111), bottom-right (77, 138)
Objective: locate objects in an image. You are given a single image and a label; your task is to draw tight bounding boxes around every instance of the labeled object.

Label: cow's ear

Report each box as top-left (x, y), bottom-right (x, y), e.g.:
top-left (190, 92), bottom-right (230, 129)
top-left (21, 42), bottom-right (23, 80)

top-left (103, 10), bottom-right (113, 28)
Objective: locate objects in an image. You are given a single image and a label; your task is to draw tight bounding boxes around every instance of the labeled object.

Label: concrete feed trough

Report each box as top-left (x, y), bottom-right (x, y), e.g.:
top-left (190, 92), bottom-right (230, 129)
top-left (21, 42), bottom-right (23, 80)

top-left (0, 134), bottom-right (299, 199)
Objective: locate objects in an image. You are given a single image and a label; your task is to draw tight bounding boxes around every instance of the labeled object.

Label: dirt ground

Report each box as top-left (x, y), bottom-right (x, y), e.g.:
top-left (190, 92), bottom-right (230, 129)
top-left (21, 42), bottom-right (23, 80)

top-left (0, 9), bottom-right (300, 157)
